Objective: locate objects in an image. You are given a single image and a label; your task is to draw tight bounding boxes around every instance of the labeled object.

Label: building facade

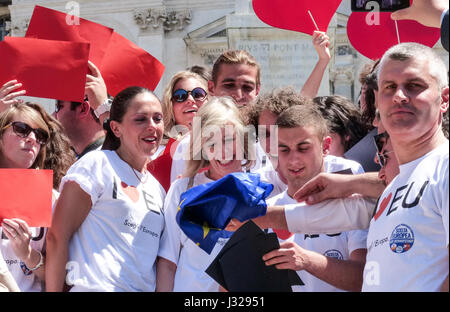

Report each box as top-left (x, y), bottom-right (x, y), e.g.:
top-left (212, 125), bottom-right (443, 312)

top-left (5, 0), bottom-right (448, 113)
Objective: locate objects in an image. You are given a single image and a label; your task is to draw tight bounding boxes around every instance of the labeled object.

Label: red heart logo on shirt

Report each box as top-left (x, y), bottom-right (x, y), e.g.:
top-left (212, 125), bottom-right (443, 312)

top-left (374, 192), bottom-right (392, 221)
top-left (121, 181), bottom-right (139, 203)
top-left (252, 0), bottom-right (342, 35)
top-left (347, 12), bottom-right (440, 60)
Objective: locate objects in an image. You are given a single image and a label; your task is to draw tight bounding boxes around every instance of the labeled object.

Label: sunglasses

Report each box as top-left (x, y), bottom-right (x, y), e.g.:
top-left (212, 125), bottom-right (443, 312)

top-left (2, 121), bottom-right (49, 145)
top-left (172, 88), bottom-right (207, 103)
top-left (373, 132), bottom-right (389, 154)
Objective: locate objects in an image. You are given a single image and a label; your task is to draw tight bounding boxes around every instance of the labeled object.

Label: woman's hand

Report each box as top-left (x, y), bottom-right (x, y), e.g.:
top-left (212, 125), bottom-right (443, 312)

top-left (1, 218), bottom-right (33, 262)
top-left (0, 80), bottom-right (26, 112)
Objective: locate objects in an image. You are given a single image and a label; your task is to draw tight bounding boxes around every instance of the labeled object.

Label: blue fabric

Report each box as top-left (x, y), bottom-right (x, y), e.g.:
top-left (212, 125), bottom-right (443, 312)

top-left (176, 172), bottom-right (274, 254)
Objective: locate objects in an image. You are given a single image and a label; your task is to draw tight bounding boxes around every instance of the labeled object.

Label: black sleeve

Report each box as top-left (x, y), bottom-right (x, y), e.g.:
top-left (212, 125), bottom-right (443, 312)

top-left (442, 10), bottom-right (449, 52)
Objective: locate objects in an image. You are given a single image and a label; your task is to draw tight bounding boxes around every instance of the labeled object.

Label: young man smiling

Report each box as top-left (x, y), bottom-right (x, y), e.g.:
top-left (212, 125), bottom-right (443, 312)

top-left (263, 104), bottom-right (368, 292)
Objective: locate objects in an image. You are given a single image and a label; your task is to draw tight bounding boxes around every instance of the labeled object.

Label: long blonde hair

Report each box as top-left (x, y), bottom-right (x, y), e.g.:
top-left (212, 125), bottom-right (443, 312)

top-left (0, 103), bottom-right (49, 169)
top-left (183, 96), bottom-right (255, 178)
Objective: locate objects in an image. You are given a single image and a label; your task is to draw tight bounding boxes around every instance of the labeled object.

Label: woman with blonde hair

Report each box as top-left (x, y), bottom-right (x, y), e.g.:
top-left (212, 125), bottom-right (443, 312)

top-left (149, 70), bottom-right (209, 191)
top-left (0, 103), bottom-right (50, 291)
top-left (156, 96), bottom-right (254, 292)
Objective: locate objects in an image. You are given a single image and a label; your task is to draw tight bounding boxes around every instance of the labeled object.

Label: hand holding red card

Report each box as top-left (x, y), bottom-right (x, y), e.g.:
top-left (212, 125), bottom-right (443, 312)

top-left (0, 37), bottom-right (90, 102)
top-left (0, 169), bottom-right (53, 227)
top-left (252, 0), bottom-right (342, 35)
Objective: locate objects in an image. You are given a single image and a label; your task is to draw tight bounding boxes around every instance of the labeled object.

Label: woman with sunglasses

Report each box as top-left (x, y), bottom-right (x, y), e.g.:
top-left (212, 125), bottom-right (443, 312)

top-left (149, 71), bottom-right (208, 192)
top-left (46, 87), bottom-right (166, 292)
top-left (0, 103), bottom-right (50, 291)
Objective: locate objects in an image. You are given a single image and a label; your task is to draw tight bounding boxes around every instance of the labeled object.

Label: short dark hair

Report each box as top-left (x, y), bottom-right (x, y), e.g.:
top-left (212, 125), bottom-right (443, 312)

top-left (276, 104), bottom-right (328, 141)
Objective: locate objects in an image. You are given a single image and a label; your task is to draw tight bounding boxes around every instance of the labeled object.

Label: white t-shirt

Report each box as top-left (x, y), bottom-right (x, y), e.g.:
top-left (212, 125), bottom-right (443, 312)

top-left (284, 195), bottom-right (377, 235)
top-left (268, 191), bottom-right (368, 292)
top-left (60, 150), bottom-right (166, 292)
top-left (257, 155), bottom-right (365, 199)
top-left (158, 172), bottom-right (230, 292)
top-left (170, 134), bottom-right (270, 184)
top-left (363, 141), bottom-right (449, 292)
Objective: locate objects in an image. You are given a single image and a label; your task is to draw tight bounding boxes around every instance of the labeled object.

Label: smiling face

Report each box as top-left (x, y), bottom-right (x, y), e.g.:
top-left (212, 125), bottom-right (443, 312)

top-left (209, 63), bottom-right (260, 108)
top-left (377, 57), bottom-right (449, 144)
top-left (203, 125), bottom-right (243, 181)
top-left (111, 92), bottom-right (164, 169)
top-left (277, 126), bottom-right (329, 197)
top-left (0, 114), bottom-right (43, 169)
top-left (172, 77), bottom-right (207, 130)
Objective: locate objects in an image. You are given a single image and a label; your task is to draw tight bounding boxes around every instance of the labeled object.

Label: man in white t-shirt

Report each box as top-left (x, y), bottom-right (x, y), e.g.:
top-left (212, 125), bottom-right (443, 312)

top-left (240, 43), bottom-right (449, 292)
top-left (262, 104), bottom-right (368, 291)
top-left (362, 43), bottom-right (449, 291)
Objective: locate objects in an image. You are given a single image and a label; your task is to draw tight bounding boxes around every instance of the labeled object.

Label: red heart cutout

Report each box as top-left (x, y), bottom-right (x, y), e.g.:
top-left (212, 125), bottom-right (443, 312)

top-left (374, 192), bottom-right (392, 221)
top-left (121, 181), bottom-right (140, 203)
top-left (347, 12), bottom-right (440, 60)
top-left (272, 228), bottom-right (294, 240)
top-left (252, 0), bottom-right (342, 35)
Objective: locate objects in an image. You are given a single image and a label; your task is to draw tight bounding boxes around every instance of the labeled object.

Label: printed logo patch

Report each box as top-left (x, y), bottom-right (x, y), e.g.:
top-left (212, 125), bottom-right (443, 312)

top-left (389, 224), bottom-right (414, 254)
top-left (324, 249), bottom-right (344, 260)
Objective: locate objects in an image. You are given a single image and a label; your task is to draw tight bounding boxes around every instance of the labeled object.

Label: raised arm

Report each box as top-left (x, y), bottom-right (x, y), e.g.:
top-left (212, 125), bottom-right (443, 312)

top-left (300, 31), bottom-right (331, 98)
top-left (85, 61), bottom-right (110, 125)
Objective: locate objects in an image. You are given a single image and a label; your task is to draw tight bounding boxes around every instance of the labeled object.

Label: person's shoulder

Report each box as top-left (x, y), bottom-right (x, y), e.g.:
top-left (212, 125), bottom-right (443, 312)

top-left (69, 150), bottom-right (108, 171)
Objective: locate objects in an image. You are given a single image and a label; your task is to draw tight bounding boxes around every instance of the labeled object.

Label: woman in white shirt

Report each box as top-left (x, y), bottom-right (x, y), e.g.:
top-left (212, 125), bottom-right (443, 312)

top-left (46, 86), bottom-right (166, 292)
top-left (156, 96), bottom-right (254, 292)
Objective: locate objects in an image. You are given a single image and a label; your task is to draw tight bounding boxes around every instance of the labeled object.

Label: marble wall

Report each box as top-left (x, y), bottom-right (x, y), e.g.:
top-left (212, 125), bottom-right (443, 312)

top-left (7, 0), bottom-right (448, 113)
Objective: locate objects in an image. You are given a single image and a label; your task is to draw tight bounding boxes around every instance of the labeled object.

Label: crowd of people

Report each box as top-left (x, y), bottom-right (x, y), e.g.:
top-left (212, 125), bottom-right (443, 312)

top-left (0, 0), bottom-right (448, 292)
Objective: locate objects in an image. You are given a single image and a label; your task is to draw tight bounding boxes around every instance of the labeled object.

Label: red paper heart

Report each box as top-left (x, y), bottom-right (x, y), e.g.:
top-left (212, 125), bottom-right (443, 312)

top-left (374, 192), bottom-right (392, 221)
top-left (121, 181), bottom-right (139, 203)
top-left (347, 12), bottom-right (440, 60)
top-left (273, 228), bottom-right (294, 240)
top-left (252, 0), bottom-right (342, 35)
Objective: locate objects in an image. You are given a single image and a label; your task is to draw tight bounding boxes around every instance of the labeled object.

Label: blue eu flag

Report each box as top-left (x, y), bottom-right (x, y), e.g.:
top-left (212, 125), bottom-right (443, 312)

top-left (176, 172), bottom-right (274, 254)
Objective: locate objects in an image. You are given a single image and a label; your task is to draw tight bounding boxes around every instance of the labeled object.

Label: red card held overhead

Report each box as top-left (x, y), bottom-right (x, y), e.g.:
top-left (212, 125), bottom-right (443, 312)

top-left (252, 0), bottom-right (342, 35)
top-left (0, 37), bottom-right (90, 102)
top-left (347, 12), bottom-right (440, 60)
top-left (100, 32), bottom-right (165, 96)
top-left (26, 5), bottom-right (114, 66)
top-left (0, 169), bottom-right (53, 228)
